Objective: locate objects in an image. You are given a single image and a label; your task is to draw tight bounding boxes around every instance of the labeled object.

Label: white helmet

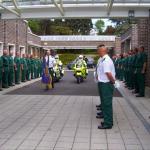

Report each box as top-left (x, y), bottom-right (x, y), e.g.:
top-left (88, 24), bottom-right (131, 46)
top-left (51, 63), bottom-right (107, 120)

top-left (79, 55), bottom-right (83, 59)
top-left (55, 55), bottom-right (59, 59)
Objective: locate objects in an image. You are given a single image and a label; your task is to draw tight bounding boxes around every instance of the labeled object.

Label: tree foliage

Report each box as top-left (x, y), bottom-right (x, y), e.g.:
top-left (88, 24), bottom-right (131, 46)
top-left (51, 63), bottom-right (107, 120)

top-left (109, 18), bottom-right (138, 36)
top-left (28, 19), bottom-right (93, 35)
top-left (95, 19), bottom-right (105, 35)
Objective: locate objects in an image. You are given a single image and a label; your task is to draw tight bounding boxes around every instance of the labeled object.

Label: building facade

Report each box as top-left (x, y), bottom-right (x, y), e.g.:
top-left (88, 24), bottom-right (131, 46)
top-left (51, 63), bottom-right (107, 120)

top-left (121, 19), bottom-right (150, 89)
top-left (0, 19), bottom-right (42, 57)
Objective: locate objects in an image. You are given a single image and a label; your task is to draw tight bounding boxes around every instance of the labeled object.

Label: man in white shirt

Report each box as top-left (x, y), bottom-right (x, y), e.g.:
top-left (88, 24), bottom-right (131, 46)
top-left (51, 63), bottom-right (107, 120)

top-left (45, 50), bottom-right (56, 88)
top-left (96, 44), bottom-right (116, 129)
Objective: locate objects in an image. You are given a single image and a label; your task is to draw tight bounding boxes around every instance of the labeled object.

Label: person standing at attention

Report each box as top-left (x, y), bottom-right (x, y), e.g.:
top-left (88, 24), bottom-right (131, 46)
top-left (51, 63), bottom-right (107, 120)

top-left (96, 45), bottom-right (116, 129)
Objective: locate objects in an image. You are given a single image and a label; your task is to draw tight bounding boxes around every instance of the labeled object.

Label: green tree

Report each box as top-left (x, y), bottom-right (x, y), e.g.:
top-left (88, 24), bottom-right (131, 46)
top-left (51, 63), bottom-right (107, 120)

top-left (95, 19), bottom-right (105, 35)
top-left (28, 19), bottom-right (93, 35)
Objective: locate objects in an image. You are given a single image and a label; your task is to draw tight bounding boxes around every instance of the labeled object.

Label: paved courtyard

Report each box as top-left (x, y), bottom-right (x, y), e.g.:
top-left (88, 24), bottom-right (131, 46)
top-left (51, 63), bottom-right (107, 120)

top-left (0, 93), bottom-right (150, 150)
top-left (0, 72), bottom-right (150, 150)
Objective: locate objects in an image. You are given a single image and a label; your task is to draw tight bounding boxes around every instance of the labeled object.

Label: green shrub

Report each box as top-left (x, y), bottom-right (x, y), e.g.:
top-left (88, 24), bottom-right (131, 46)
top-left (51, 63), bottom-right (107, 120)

top-left (59, 54), bottom-right (78, 65)
top-left (93, 55), bottom-right (99, 64)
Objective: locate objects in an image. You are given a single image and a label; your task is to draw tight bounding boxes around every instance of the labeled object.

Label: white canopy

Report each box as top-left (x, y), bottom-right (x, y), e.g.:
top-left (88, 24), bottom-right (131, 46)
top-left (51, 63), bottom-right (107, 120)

top-left (0, 0), bottom-right (150, 19)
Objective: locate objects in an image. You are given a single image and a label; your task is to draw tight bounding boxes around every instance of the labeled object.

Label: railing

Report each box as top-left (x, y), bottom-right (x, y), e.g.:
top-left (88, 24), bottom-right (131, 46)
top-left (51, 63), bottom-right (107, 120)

top-left (121, 28), bottom-right (132, 41)
top-left (40, 35), bottom-right (116, 42)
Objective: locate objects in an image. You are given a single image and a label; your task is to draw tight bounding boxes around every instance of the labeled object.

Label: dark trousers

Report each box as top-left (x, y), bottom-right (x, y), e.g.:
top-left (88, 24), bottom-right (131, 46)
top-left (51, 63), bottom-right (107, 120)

top-left (137, 73), bottom-right (145, 96)
top-left (98, 82), bottom-right (114, 127)
top-left (49, 68), bottom-right (54, 88)
top-left (2, 67), bottom-right (9, 88)
top-left (0, 79), bottom-right (2, 90)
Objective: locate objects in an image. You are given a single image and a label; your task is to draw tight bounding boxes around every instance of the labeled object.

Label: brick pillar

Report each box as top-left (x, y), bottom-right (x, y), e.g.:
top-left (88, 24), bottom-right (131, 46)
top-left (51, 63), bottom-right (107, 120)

top-left (131, 24), bottom-right (138, 49)
top-left (137, 19), bottom-right (149, 52)
top-left (137, 19), bottom-right (150, 87)
top-left (115, 37), bottom-right (121, 54)
top-left (146, 19), bottom-right (150, 87)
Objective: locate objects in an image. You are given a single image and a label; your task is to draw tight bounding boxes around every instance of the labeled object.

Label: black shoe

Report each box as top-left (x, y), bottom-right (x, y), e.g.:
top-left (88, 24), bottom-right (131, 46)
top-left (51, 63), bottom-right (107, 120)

top-left (96, 115), bottom-right (104, 119)
top-left (98, 125), bottom-right (112, 129)
top-left (97, 107), bottom-right (102, 111)
top-left (136, 94), bottom-right (144, 97)
top-left (97, 112), bottom-right (103, 116)
top-left (96, 104), bottom-right (101, 108)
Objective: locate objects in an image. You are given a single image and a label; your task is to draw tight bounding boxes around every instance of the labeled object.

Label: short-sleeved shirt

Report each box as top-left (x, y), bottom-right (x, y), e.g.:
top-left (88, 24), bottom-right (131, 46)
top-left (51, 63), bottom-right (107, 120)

top-left (97, 54), bottom-right (116, 83)
top-left (45, 55), bottom-right (56, 68)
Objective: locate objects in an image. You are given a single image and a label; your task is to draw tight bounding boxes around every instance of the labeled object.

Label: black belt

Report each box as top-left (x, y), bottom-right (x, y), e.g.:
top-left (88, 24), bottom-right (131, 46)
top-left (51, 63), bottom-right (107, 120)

top-left (99, 81), bottom-right (113, 84)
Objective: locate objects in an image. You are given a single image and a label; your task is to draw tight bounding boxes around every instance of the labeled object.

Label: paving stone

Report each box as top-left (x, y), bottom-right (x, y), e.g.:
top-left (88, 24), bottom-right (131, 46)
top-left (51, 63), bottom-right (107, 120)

top-left (0, 90), bottom-right (149, 150)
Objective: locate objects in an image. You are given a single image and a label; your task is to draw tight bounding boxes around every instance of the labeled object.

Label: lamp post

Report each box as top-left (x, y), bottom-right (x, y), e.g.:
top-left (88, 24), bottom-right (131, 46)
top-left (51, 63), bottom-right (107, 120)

top-left (128, 10), bottom-right (135, 24)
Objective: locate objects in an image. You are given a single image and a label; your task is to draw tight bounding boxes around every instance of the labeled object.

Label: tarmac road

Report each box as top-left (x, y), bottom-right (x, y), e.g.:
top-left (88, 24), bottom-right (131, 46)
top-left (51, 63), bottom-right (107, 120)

top-left (6, 71), bottom-right (122, 97)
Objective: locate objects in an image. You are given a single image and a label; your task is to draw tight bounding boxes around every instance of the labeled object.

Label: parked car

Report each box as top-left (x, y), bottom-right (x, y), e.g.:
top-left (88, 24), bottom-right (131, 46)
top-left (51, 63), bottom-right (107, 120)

top-left (67, 58), bottom-right (78, 70)
top-left (86, 57), bottom-right (96, 68)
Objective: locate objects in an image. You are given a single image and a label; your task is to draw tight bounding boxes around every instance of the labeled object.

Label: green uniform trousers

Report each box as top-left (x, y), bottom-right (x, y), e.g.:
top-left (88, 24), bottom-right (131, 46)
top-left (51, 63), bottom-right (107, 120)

top-left (134, 73), bottom-right (139, 93)
top-left (137, 73), bottom-right (145, 96)
top-left (2, 67), bottom-right (9, 88)
top-left (8, 68), bottom-right (14, 86)
top-left (0, 68), bottom-right (2, 90)
top-left (26, 69), bottom-right (31, 81)
top-left (21, 69), bottom-right (26, 82)
top-left (15, 68), bottom-right (20, 84)
top-left (98, 82), bottom-right (114, 127)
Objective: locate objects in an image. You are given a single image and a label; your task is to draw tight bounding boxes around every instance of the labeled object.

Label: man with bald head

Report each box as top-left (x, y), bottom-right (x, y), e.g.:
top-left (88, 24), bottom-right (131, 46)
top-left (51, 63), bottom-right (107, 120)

top-left (96, 44), bottom-right (116, 129)
top-left (2, 49), bottom-right (9, 88)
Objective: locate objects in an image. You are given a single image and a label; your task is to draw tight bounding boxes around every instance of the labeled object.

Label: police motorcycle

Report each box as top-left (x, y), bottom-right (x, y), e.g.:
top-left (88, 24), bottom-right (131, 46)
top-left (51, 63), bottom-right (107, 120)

top-left (53, 55), bottom-right (64, 82)
top-left (73, 55), bottom-right (88, 84)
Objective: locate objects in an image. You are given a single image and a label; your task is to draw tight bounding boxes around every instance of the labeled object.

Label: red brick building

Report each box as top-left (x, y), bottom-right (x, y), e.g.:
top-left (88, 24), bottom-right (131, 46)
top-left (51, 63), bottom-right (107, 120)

top-left (0, 19), bottom-right (42, 57)
top-left (121, 19), bottom-right (150, 93)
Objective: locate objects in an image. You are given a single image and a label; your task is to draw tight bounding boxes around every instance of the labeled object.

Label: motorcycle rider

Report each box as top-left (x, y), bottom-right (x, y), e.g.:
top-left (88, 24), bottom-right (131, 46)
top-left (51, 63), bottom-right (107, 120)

top-left (75, 55), bottom-right (88, 75)
top-left (55, 55), bottom-right (64, 77)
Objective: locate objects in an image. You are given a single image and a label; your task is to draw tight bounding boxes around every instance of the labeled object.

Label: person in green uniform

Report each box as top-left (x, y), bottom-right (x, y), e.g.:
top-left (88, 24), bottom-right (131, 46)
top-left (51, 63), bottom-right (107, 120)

top-left (2, 50), bottom-right (9, 88)
top-left (21, 54), bottom-right (27, 82)
top-left (131, 48), bottom-right (138, 92)
top-left (96, 45), bottom-right (116, 129)
top-left (30, 55), bottom-right (35, 79)
top-left (26, 54), bottom-right (31, 81)
top-left (14, 52), bottom-right (21, 84)
top-left (37, 58), bottom-right (42, 78)
top-left (126, 51), bottom-right (132, 89)
top-left (135, 46), bottom-right (147, 97)
top-left (39, 58), bottom-right (42, 77)
top-left (8, 51), bottom-right (15, 86)
top-left (0, 56), bottom-right (3, 91)
top-left (34, 57), bottom-right (37, 78)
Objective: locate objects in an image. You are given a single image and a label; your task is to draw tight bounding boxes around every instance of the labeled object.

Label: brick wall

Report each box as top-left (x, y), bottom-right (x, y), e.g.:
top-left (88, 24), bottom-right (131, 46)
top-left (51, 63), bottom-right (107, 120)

top-left (0, 20), bottom-right (4, 43)
top-left (28, 32), bottom-right (41, 46)
top-left (17, 20), bottom-right (28, 52)
top-left (137, 19), bottom-right (149, 87)
top-left (131, 24), bottom-right (138, 48)
top-left (147, 19), bottom-right (150, 87)
top-left (121, 19), bottom-right (150, 87)
top-left (0, 19), bottom-right (42, 57)
top-left (5, 20), bottom-right (17, 47)
top-left (115, 37), bottom-right (121, 54)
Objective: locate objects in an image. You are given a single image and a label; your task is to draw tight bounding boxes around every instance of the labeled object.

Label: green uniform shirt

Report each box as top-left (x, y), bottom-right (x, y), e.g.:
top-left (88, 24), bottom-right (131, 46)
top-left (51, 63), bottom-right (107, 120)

top-left (0, 57), bottom-right (3, 80)
top-left (21, 58), bottom-right (27, 70)
top-left (8, 56), bottom-right (14, 69)
top-left (2, 55), bottom-right (9, 67)
top-left (14, 57), bottom-right (21, 69)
